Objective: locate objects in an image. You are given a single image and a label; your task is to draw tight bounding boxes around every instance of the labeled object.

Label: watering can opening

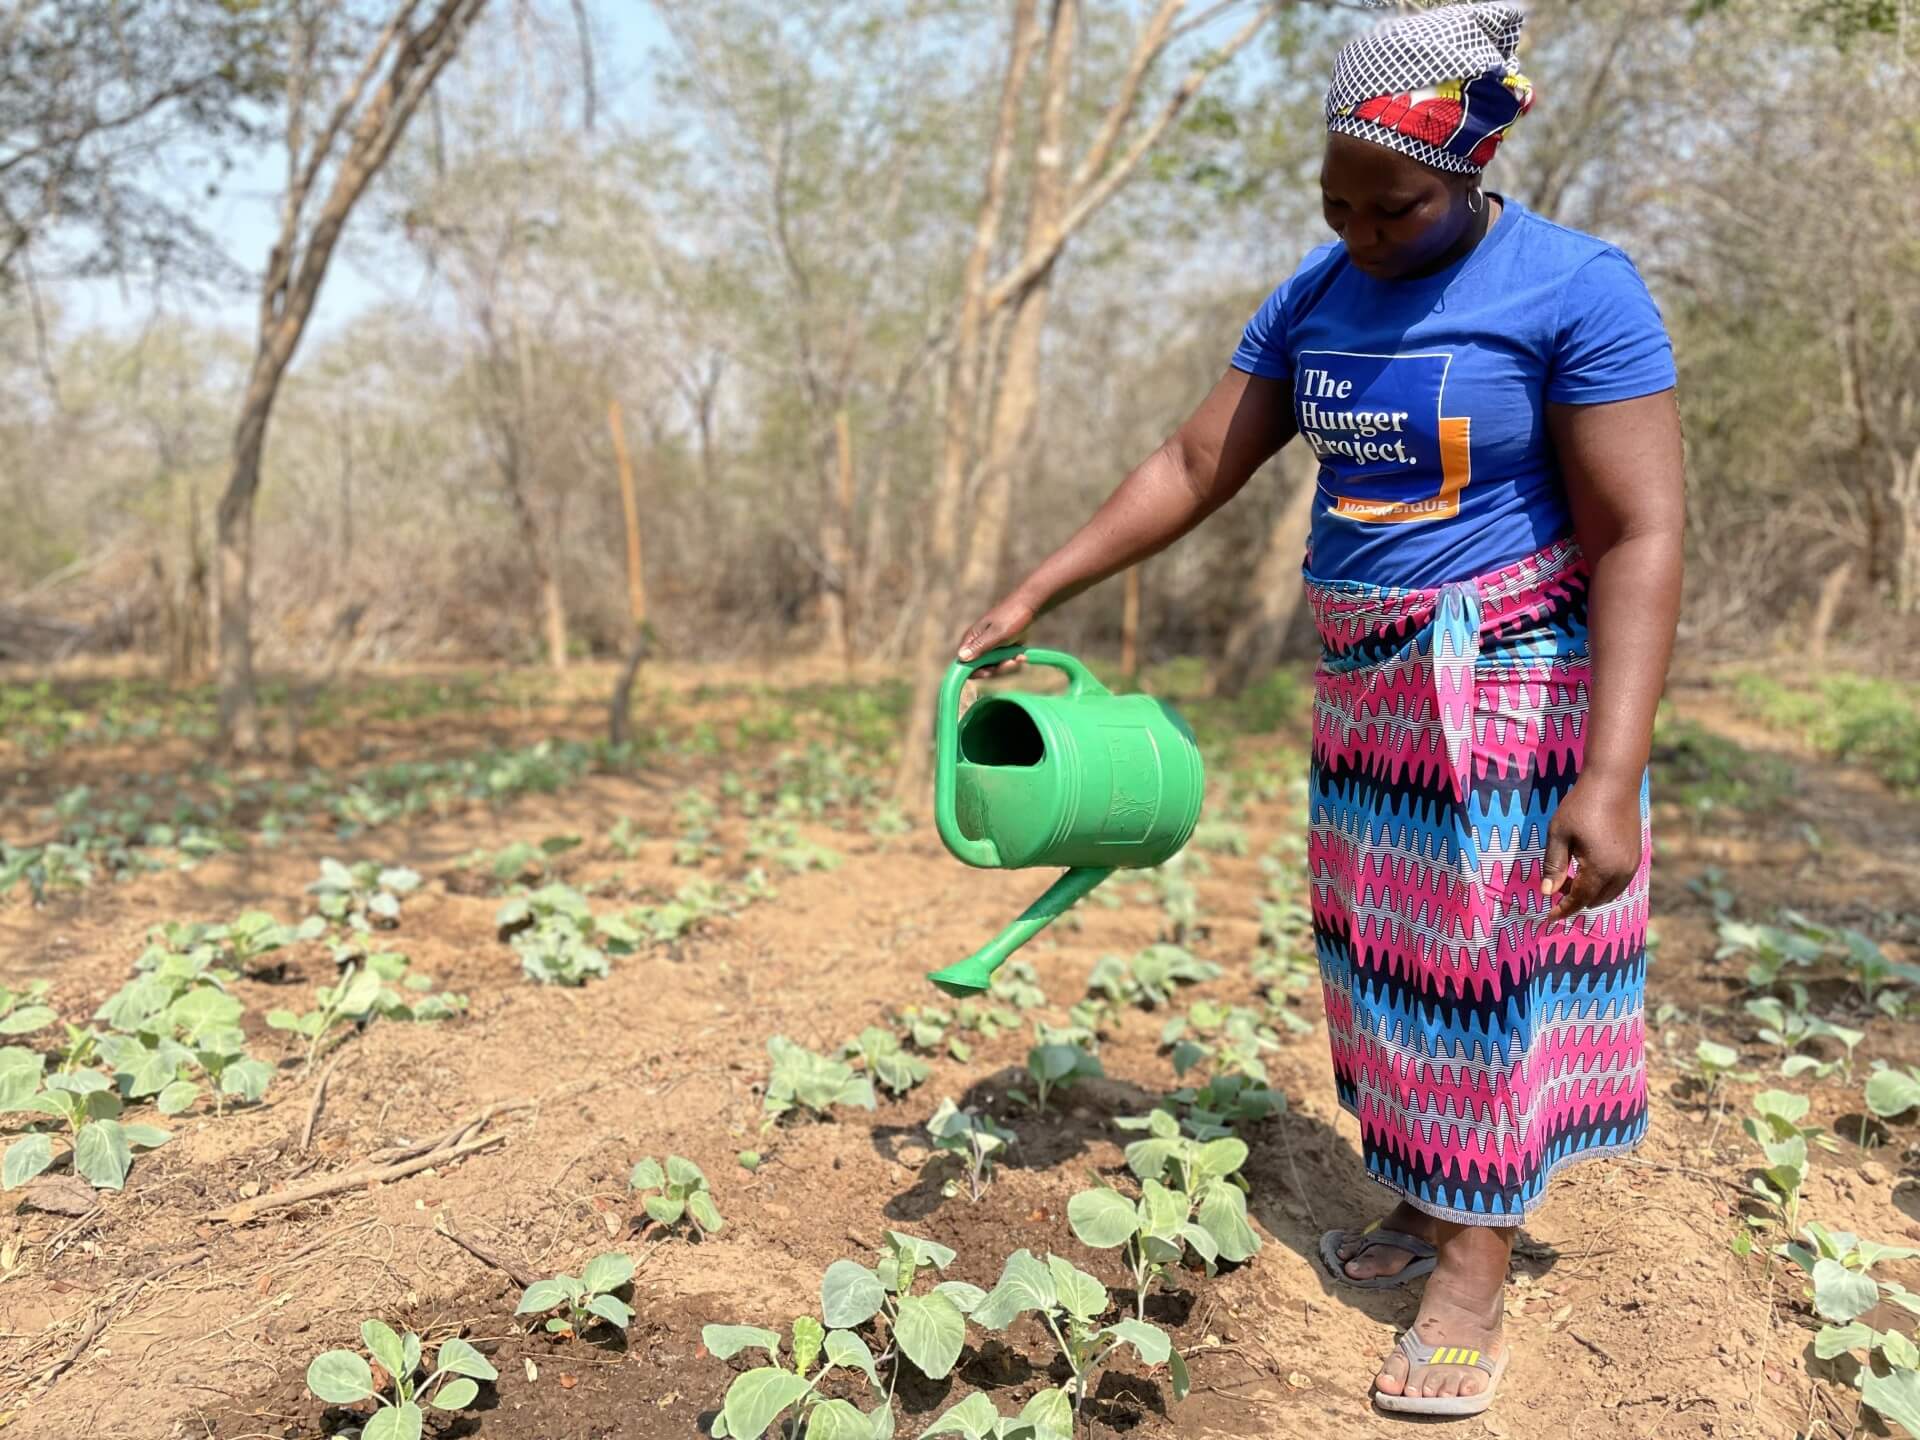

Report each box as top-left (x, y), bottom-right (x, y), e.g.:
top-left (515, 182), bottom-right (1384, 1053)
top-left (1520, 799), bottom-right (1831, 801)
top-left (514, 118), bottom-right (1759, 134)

top-left (959, 698), bottom-right (1044, 767)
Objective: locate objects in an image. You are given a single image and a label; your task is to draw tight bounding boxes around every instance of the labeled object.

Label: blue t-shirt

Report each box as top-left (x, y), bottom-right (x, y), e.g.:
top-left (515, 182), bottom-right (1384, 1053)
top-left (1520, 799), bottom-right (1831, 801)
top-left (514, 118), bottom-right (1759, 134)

top-left (1230, 198), bottom-right (1675, 588)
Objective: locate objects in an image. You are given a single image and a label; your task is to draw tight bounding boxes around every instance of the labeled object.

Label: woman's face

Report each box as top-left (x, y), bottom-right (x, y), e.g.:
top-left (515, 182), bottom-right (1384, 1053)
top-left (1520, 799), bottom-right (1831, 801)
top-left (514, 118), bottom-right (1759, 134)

top-left (1319, 132), bottom-right (1475, 281)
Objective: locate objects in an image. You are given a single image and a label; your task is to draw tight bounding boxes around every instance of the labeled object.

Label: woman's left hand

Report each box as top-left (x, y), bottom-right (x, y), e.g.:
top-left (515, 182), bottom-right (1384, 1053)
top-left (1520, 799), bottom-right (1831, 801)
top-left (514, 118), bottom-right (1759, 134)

top-left (1540, 774), bottom-right (1643, 923)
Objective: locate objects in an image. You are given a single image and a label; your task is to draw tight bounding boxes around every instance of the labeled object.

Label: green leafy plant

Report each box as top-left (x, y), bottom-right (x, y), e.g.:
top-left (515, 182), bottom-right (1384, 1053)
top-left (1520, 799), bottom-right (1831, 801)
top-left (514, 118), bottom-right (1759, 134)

top-left (842, 1026), bottom-right (930, 1097)
top-left (1742, 1090), bottom-right (1832, 1241)
top-left (630, 1155), bottom-right (724, 1236)
top-left (606, 816), bottom-right (648, 858)
top-left (989, 961), bottom-right (1048, 1011)
top-left (470, 834), bottom-right (581, 887)
top-left (305, 1320), bottom-right (497, 1436)
top-left (925, 1099), bottom-right (1016, 1202)
top-left (763, 1036), bottom-right (877, 1121)
top-left (0, 981), bottom-right (55, 1036)
top-left (496, 883), bottom-right (634, 986)
top-left (308, 858), bottom-right (422, 932)
top-left (0, 1069), bottom-right (170, 1190)
top-left (1783, 1222), bottom-right (1920, 1433)
top-left (1086, 945), bottom-right (1220, 1011)
top-left (1161, 1002), bottom-right (1279, 1084)
top-left (971, 1249), bottom-right (1187, 1422)
top-left (515, 1252), bottom-right (637, 1336)
top-left (922, 1391), bottom-right (1069, 1439)
top-left (702, 1314), bottom-right (889, 1440)
top-left (1867, 1063), bottom-right (1920, 1120)
top-left (268, 963), bottom-right (392, 1070)
top-left (820, 1230), bottom-right (986, 1389)
top-left (1107, 1109), bottom-right (1262, 1261)
top-left (744, 821), bottom-right (843, 875)
top-left (1691, 1039), bottom-right (1755, 1110)
top-left (1009, 1041), bottom-right (1103, 1114)
top-left (1069, 1177), bottom-right (1224, 1320)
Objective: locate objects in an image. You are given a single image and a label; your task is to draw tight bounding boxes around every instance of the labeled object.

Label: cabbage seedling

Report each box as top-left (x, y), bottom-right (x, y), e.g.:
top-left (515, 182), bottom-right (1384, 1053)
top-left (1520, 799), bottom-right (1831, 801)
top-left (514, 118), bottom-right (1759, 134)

top-left (922, 1390), bottom-right (1071, 1440)
top-left (0, 982), bottom-right (55, 1036)
top-left (819, 1230), bottom-right (984, 1384)
top-left (763, 1036), bottom-right (876, 1121)
top-left (1086, 945), bottom-right (1220, 1011)
top-left (305, 1320), bottom-right (497, 1436)
top-left (1110, 1110), bottom-right (1262, 1264)
top-left (702, 1314), bottom-right (890, 1440)
top-left (1069, 1178), bottom-right (1224, 1319)
top-left (0, 1070), bottom-right (170, 1190)
top-left (925, 1099), bottom-right (1015, 1202)
top-left (971, 1249), bottom-right (1187, 1422)
top-left (307, 858), bottom-right (422, 932)
top-left (630, 1155), bottom-right (724, 1236)
top-left (268, 963), bottom-right (387, 1070)
top-left (1008, 1043), bottom-right (1102, 1114)
top-left (515, 1252), bottom-right (636, 1335)
top-left (1868, 1062), bottom-right (1920, 1120)
top-left (842, 1027), bottom-right (930, 1097)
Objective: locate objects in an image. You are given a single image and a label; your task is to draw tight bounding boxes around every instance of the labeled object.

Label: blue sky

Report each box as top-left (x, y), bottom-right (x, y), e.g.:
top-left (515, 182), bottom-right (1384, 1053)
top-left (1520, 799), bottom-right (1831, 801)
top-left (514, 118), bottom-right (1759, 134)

top-left (57, 4), bottom-right (668, 339)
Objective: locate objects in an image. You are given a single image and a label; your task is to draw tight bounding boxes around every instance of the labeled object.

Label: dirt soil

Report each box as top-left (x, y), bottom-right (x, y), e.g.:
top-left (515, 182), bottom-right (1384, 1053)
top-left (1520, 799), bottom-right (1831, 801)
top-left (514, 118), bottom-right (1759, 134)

top-left (0, 662), bottom-right (1916, 1440)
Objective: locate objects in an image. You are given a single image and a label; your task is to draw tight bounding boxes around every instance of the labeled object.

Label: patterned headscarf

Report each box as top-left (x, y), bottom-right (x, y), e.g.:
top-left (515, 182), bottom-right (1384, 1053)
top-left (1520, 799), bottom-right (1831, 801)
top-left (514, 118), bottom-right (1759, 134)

top-left (1326, 3), bottom-right (1536, 174)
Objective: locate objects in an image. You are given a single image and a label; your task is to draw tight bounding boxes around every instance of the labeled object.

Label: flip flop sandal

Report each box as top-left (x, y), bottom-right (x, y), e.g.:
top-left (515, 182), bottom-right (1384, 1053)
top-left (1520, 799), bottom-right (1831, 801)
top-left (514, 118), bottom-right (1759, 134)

top-left (1318, 1223), bottom-right (1438, 1290)
top-left (1374, 1330), bottom-right (1508, 1417)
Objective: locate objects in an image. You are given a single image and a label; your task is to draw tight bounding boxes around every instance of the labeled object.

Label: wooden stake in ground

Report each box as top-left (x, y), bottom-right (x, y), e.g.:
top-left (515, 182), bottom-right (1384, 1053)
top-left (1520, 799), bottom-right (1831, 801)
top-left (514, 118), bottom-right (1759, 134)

top-left (608, 397), bottom-right (648, 628)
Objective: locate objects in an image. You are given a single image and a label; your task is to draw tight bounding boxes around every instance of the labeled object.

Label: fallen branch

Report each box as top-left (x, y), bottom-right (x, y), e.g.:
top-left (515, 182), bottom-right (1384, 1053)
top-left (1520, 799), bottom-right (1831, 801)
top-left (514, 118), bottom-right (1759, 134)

top-left (434, 1213), bottom-right (542, 1290)
top-left (34, 1246), bottom-right (208, 1393)
top-left (301, 1054), bottom-right (345, 1153)
top-left (365, 1099), bottom-right (534, 1166)
top-left (205, 1132), bottom-right (506, 1225)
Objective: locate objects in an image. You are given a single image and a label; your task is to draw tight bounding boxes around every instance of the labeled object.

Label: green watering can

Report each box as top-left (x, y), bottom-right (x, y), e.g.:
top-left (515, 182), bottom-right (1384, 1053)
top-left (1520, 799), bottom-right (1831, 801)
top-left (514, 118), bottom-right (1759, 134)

top-left (927, 645), bottom-right (1205, 996)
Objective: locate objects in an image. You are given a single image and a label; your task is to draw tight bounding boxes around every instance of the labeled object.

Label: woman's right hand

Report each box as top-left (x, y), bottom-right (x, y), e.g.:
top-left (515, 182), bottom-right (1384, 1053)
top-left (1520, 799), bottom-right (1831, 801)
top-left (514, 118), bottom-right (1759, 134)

top-left (956, 593), bottom-right (1038, 675)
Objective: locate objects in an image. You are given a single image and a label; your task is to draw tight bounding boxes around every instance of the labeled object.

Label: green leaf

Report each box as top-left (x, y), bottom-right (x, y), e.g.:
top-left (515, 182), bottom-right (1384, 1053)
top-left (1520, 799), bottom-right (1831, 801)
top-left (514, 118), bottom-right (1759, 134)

top-left (823, 1329), bottom-right (880, 1388)
top-left (0, 1006), bottom-right (56, 1035)
top-left (645, 1194), bottom-right (686, 1226)
top-left (688, 1189), bottom-right (726, 1233)
top-left (1068, 1188), bottom-right (1141, 1249)
top-left (401, 1330), bottom-right (422, 1379)
top-left (886, 1229), bottom-right (958, 1274)
top-left (792, 1315), bottom-right (826, 1376)
top-left (1196, 1182), bottom-right (1262, 1263)
top-left (1862, 1369), bottom-right (1920, 1437)
top-left (893, 1291), bottom-right (966, 1379)
top-left (1813, 1258), bottom-right (1880, 1322)
top-left (1752, 1089), bottom-right (1811, 1127)
top-left (666, 1154), bottom-right (705, 1189)
top-left (1815, 1322), bottom-right (1875, 1359)
top-left (922, 1392), bottom-right (1001, 1440)
top-left (703, 1324), bottom-right (783, 1362)
top-left (431, 1376), bottom-right (479, 1411)
top-left (1105, 1318), bottom-right (1171, 1366)
top-left (971, 1250), bottom-right (1057, 1329)
top-left (1047, 1255), bottom-right (1108, 1321)
top-left (220, 1058), bottom-right (273, 1103)
top-left (1139, 1179), bottom-right (1186, 1239)
top-left (436, 1336), bottom-right (497, 1381)
top-left (364, 1403), bottom-right (423, 1440)
top-left (629, 1157), bottom-right (666, 1191)
top-left (361, 1319), bottom-right (407, 1380)
top-left (821, 1260), bottom-right (887, 1328)
top-left (1195, 1136), bottom-right (1249, 1180)
top-left (120, 1123), bottom-right (171, 1149)
top-left (74, 1119), bottom-right (133, 1190)
top-left (1019, 1386), bottom-right (1074, 1436)
top-left (306, 1349), bottom-right (377, 1403)
top-left (2, 1133), bottom-right (54, 1190)
top-left (581, 1252), bottom-right (635, 1295)
top-left (1867, 1068), bottom-right (1920, 1118)
top-left (156, 1080), bottom-right (199, 1115)
top-left (722, 1367), bottom-right (815, 1440)
top-left (587, 1293), bottom-right (635, 1329)
top-left (516, 1278), bottom-right (571, 1315)
top-left (1168, 1347), bottom-right (1191, 1403)
top-left (805, 1399), bottom-right (875, 1440)
top-left (932, 1280), bottom-right (986, 1314)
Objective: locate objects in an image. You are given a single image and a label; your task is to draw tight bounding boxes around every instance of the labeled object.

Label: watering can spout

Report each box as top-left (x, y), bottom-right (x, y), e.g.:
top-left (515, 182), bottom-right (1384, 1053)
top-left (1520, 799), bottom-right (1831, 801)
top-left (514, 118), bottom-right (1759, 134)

top-left (925, 865), bottom-right (1114, 996)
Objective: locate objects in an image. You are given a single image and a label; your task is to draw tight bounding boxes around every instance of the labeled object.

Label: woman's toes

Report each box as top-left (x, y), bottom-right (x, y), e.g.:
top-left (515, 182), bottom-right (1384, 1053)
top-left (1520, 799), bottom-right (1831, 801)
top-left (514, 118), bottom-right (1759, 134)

top-left (1374, 1351), bottom-right (1409, 1396)
top-left (1459, 1370), bottom-right (1487, 1398)
top-left (1438, 1369), bottom-right (1465, 1398)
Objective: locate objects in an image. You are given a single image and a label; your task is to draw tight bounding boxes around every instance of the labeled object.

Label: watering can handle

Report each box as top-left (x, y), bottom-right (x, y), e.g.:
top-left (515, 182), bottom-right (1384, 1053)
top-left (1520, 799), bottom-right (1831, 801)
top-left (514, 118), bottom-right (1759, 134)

top-left (934, 646), bottom-right (1111, 868)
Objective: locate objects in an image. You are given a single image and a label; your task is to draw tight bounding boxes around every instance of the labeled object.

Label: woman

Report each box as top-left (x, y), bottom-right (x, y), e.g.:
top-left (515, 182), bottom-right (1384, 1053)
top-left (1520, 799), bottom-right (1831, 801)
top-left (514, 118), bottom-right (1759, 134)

top-left (954, 2), bottom-right (1681, 1419)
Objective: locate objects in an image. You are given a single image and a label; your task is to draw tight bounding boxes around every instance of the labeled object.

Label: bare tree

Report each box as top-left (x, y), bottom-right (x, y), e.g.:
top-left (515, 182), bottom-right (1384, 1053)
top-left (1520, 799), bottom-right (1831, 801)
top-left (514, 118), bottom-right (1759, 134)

top-left (1216, 442), bottom-right (1316, 694)
top-left (215, 0), bottom-right (489, 751)
top-left (895, 0), bottom-right (1289, 801)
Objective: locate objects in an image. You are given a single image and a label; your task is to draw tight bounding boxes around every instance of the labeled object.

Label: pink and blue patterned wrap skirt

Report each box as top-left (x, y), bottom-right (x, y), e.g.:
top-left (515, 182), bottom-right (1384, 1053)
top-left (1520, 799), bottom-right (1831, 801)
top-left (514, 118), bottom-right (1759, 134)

top-left (1305, 538), bottom-right (1649, 1225)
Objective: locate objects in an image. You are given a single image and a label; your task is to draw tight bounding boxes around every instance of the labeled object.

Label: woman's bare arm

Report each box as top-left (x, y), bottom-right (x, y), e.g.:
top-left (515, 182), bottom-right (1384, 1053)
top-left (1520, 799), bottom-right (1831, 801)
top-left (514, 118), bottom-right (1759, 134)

top-left (957, 367), bottom-right (1299, 662)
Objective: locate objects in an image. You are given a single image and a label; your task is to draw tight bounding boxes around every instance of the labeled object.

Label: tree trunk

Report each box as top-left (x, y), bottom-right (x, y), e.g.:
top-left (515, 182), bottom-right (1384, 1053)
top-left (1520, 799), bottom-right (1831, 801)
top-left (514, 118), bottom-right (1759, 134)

top-left (1892, 445), bottom-right (1920, 616)
top-left (818, 407), bottom-right (856, 668)
top-left (1120, 563), bottom-right (1141, 684)
top-left (1807, 558), bottom-right (1854, 667)
top-left (857, 451), bottom-right (894, 651)
top-left (1216, 444), bottom-right (1317, 697)
top-left (216, 401), bottom-right (270, 750)
top-left (892, 0), bottom-right (1042, 804)
top-left (608, 398), bottom-right (648, 627)
top-left (955, 0), bottom-right (1076, 621)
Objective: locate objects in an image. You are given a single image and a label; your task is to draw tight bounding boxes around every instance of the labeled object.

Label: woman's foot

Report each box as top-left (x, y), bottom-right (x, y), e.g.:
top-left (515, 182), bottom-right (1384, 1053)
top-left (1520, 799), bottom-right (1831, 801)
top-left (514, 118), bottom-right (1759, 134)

top-left (1374, 1222), bottom-right (1513, 1402)
top-left (1335, 1201), bottom-right (1443, 1282)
